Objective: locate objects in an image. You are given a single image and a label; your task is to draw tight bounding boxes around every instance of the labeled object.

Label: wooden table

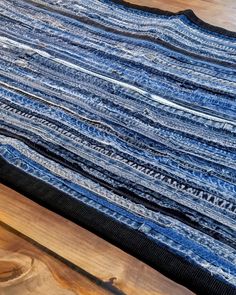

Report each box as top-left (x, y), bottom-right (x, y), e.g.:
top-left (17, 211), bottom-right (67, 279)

top-left (0, 1), bottom-right (235, 294)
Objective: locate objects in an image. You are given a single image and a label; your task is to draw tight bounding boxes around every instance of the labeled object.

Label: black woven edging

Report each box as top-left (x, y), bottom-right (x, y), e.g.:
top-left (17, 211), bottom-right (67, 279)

top-left (0, 157), bottom-right (235, 295)
top-left (109, 0), bottom-right (236, 38)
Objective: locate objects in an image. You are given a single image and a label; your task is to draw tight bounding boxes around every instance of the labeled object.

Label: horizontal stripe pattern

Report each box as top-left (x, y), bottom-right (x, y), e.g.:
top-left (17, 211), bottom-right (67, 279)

top-left (0, 0), bottom-right (236, 293)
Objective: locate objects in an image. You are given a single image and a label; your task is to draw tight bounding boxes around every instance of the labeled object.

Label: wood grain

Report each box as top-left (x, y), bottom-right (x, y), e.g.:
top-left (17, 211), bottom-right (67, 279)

top-left (127, 0), bottom-right (236, 31)
top-left (0, 225), bottom-right (113, 295)
top-left (0, 184), bottom-right (195, 295)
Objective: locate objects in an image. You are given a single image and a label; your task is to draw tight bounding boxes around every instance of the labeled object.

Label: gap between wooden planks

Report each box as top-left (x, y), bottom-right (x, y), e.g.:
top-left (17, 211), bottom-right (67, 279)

top-left (0, 224), bottom-right (121, 295)
top-left (0, 184), bottom-right (194, 295)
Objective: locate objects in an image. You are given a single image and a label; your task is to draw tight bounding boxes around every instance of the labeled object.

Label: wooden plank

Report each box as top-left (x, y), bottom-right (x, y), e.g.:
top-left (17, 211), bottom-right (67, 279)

top-left (0, 225), bottom-right (113, 295)
top-left (0, 184), bottom-right (195, 295)
top-left (127, 0), bottom-right (236, 31)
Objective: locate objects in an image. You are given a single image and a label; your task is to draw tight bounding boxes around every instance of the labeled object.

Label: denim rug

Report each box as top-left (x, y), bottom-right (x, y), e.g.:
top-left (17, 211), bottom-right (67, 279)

top-left (0, 1), bottom-right (236, 294)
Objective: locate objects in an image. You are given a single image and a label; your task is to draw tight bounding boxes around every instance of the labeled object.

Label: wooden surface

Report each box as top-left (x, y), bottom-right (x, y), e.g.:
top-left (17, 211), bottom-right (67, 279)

top-left (0, 1), bottom-right (235, 294)
top-left (127, 0), bottom-right (236, 31)
top-left (0, 225), bottom-right (110, 295)
top-left (0, 184), bottom-right (195, 295)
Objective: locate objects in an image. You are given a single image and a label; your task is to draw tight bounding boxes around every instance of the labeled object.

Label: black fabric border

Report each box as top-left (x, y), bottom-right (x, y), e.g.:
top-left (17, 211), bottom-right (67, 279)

top-left (109, 0), bottom-right (236, 38)
top-left (0, 129), bottom-right (234, 250)
top-left (1, 157), bottom-right (236, 295)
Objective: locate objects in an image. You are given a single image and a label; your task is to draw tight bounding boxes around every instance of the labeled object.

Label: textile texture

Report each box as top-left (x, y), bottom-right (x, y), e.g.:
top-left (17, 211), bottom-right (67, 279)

top-left (0, 1), bottom-right (236, 294)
